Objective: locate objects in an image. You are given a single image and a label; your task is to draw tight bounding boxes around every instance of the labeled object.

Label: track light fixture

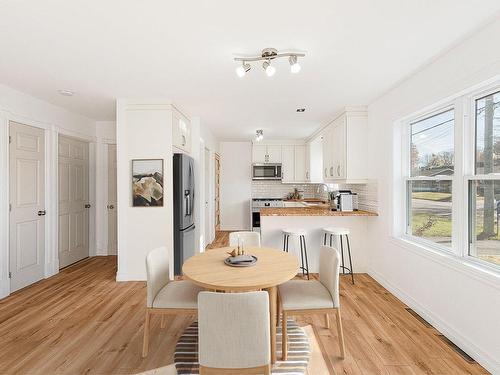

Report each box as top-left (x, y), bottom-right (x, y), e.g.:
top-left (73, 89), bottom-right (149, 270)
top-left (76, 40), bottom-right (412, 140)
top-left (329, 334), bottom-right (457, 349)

top-left (255, 129), bottom-right (264, 142)
top-left (236, 62), bottom-right (251, 77)
top-left (234, 48), bottom-right (305, 77)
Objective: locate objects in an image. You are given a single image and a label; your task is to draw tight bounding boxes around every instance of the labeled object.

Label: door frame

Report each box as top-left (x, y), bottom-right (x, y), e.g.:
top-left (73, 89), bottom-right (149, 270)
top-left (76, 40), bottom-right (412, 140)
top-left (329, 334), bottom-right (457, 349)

top-left (214, 153), bottom-right (221, 232)
top-left (0, 110), bottom-right (97, 299)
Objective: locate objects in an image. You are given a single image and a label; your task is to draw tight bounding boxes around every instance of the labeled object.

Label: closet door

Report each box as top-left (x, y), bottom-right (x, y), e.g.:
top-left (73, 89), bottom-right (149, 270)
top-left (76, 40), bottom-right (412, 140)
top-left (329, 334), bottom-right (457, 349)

top-left (58, 136), bottom-right (89, 268)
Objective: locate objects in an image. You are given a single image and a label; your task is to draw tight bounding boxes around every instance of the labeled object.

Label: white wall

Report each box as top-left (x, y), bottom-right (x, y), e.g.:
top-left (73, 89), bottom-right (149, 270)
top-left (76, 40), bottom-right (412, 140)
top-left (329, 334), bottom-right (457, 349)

top-left (219, 141), bottom-right (252, 230)
top-left (367, 19), bottom-right (500, 374)
top-left (0, 84), bottom-right (99, 298)
top-left (116, 99), bottom-right (174, 281)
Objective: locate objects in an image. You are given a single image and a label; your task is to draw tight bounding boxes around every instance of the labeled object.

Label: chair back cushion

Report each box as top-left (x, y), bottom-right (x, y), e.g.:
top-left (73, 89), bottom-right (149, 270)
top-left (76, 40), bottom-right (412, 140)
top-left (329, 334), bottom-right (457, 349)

top-left (198, 291), bottom-right (270, 369)
top-left (145, 247), bottom-right (171, 307)
top-left (319, 245), bottom-right (341, 308)
top-left (229, 231), bottom-right (261, 248)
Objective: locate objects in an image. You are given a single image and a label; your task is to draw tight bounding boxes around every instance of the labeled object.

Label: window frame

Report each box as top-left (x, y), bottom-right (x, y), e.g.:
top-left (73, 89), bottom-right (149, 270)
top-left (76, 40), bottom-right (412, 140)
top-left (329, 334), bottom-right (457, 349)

top-left (401, 104), bottom-right (456, 254)
top-left (396, 80), bottom-right (500, 275)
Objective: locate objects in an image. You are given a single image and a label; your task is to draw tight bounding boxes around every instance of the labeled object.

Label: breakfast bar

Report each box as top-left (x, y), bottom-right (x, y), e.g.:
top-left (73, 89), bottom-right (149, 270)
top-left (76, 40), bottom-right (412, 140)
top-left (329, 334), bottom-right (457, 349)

top-left (260, 205), bottom-right (378, 274)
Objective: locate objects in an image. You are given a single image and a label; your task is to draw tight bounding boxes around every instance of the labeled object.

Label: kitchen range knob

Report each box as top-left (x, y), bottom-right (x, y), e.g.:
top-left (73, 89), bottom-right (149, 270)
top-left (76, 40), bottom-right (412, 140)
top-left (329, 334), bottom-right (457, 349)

top-left (37, 210), bottom-right (46, 216)
top-left (107, 204), bottom-right (115, 209)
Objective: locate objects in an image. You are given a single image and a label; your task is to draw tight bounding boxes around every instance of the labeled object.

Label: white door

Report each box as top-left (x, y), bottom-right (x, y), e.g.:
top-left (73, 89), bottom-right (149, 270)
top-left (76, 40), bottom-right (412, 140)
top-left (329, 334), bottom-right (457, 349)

top-left (204, 147), bottom-right (211, 246)
top-left (266, 145), bottom-right (282, 163)
top-left (9, 122), bottom-right (46, 292)
top-left (107, 144), bottom-right (117, 255)
top-left (58, 136), bottom-right (89, 268)
top-left (294, 145), bottom-right (306, 182)
top-left (281, 145), bottom-right (295, 182)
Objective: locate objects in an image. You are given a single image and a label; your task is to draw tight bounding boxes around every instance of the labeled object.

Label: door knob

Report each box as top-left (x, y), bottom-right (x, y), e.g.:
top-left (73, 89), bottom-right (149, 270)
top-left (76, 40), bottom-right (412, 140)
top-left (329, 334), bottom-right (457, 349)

top-left (37, 210), bottom-right (46, 216)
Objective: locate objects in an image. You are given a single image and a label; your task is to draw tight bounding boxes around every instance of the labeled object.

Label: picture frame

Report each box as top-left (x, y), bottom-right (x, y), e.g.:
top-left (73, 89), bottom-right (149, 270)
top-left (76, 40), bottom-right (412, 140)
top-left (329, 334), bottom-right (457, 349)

top-left (131, 159), bottom-right (164, 207)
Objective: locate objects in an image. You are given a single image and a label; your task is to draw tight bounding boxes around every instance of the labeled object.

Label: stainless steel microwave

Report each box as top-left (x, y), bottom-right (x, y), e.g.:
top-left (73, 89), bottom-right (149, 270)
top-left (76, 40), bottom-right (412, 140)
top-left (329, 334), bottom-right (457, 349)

top-left (252, 163), bottom-right (282, 180)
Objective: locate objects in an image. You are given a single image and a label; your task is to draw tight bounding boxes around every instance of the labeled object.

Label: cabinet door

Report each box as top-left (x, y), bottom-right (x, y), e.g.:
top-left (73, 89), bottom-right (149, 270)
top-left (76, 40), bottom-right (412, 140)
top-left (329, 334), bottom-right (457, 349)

top-left (332, 118), bottom-right (346, 179)
top-left (304, 143), bottom-right (310, 181)
top-left (180, 117), bottom-right (191, 152)
top-left (294, 145), bottom-right (306, 182)
top-left (267, 145), bottom-right (282, 163)
top-left (172, 112), bottom-right (182, 149)
top-left (252, 145), bottom-right (267, 163)
top-left (281, 145), bottom-right (295, 182)
top-left (322, 127), bottom-right (333, 181)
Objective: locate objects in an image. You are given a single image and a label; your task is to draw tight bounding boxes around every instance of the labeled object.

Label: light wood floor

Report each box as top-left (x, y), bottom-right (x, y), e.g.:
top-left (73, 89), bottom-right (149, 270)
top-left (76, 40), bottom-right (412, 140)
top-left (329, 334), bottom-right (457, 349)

top-left (0, 236), bottom-right (489, 375)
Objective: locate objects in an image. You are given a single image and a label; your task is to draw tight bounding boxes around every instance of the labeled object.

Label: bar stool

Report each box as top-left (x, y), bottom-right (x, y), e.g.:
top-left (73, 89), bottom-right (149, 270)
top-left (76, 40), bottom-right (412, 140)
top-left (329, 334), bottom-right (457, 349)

top-left (323, 227), bottom-right (354, 284)
top-left (282, 229), bottom-right (309, 280)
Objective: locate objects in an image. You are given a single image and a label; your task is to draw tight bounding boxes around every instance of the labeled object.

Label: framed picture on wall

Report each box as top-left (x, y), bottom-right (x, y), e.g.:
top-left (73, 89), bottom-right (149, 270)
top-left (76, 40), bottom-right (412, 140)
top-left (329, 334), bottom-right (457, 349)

top-left (131, 159), bottom-right (164, 207)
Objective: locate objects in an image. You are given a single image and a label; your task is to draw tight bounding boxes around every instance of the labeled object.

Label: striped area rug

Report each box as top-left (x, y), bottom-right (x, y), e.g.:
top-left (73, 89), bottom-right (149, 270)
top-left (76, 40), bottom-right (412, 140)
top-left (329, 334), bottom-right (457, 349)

top-left (174, 319), bottom-right (310, 375)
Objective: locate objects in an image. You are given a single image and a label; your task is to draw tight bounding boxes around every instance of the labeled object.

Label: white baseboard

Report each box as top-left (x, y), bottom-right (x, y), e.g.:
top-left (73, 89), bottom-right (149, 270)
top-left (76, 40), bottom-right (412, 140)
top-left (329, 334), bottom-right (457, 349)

top-left (115, 272), bottom-right (146, 282)
top-left (0, 278), bottom-right (9, 300)
top-left (368, 268), bottom-right (500, 375)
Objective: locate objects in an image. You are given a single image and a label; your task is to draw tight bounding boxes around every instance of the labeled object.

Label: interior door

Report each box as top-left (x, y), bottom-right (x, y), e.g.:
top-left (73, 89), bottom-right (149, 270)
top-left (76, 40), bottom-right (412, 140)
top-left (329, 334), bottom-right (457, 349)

top-left (107, 144), bottom-right (117, 255)
top-left (214, 153), bottom-right (220, 231)
top-left (58, 136), bottom-right (89, 268)
top-left (204, 147), bottom-right (210, 245)
top-left (9, 122), bottom-right (46, 292)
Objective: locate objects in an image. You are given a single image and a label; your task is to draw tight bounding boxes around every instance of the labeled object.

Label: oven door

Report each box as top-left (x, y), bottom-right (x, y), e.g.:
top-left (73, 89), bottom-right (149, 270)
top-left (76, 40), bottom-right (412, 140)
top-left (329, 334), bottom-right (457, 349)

top-left (252, 164), bottom-right (282, 180)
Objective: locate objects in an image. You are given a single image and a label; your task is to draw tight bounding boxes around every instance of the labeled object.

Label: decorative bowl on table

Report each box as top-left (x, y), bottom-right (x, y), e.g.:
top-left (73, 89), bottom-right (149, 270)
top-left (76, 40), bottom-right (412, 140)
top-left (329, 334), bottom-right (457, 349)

top-left (224, 254), bottom-right (258, 267)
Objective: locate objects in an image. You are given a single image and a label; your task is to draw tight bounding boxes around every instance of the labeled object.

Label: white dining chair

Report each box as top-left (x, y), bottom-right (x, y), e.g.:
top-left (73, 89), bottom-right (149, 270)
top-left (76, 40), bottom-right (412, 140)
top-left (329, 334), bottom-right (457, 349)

top-left (198, 291), bottom-right (271, 375)
top-left (278, 245), bottom-right (345, 360)
top-left (142, 246), bottom-right (204, 357)
top-left (229, 231), bottom-right (261, 248)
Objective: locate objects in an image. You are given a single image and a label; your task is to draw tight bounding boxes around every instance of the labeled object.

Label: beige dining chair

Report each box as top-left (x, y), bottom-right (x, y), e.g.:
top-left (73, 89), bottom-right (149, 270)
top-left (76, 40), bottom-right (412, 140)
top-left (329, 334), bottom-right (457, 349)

top-left (198, 291), bottom-right (271, 375)
top-left (229, 231), bottom-right (261, 248)
top-left (278, 245), bottom-right (345, 360)
top-left (142, 246), bottom-right (204, 357)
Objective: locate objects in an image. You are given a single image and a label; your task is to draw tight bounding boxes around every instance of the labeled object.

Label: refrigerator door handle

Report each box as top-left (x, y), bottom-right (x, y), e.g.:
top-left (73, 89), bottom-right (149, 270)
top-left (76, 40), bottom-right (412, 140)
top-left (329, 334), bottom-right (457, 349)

top-left (185, 191), bottom-right (191, 216)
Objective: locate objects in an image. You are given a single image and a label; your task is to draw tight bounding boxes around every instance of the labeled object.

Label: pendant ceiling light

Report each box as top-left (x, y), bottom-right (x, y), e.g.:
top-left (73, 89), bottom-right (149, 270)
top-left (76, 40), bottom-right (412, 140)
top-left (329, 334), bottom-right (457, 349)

top-left (234, 48), bottom-right (305, 77)
top-left (255, 129), bottom-right (264, 141)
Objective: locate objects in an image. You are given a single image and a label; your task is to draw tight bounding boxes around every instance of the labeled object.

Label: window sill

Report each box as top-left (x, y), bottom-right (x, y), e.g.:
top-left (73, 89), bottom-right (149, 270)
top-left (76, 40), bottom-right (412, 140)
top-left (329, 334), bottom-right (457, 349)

top-left (389, 236), bottom-right (500, 291)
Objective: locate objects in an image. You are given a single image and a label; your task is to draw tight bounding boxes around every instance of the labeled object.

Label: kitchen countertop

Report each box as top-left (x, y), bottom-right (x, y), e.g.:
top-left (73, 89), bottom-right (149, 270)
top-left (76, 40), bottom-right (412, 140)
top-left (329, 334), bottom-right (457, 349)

top-left (260, 207), bottom-right (378, 216)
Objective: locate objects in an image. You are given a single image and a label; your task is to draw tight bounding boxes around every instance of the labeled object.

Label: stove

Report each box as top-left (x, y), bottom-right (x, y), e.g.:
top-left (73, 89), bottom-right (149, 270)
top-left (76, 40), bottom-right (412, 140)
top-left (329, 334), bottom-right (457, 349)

top-left (252, 198), bottom-right (283, 232)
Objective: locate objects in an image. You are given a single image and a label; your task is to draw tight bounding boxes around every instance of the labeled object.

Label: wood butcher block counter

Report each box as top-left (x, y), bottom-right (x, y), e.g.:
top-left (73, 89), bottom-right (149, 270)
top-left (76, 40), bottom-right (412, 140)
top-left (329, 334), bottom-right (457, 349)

top-left (260, 206), bottom-right (378, 216)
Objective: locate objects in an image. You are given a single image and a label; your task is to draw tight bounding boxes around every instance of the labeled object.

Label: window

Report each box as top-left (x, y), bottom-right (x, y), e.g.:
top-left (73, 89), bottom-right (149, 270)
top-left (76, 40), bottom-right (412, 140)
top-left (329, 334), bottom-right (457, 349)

top-left (400, 86), bottom-right (500, 271)
top-left (468, 91), bottom-right (500, 267)
top-left (405, 109), bottom-right (454, 248)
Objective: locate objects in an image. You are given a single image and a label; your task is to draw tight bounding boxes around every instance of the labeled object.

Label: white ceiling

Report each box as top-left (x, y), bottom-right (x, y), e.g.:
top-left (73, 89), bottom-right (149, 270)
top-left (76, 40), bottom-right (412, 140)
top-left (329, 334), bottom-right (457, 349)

top-left (1, 1), bottom-right (499, 140)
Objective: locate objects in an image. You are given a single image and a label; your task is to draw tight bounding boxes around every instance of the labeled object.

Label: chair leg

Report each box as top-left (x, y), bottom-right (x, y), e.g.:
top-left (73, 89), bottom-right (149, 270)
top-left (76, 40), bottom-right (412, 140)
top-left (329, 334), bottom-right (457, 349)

top-left (346, 235), bottom-right (355, 285)
top-left (325, 313), bottom-right (330, 329)
top-left (335, 309), bottom-right (346, 359)
top-left (276, 293), bottom-right (282, 327)
top-left (160, 314), bottom-right (166, 329)
top-left (142, 309), bottom-right (151, 357)
top-left (282, 311), bottom-right (288, 361)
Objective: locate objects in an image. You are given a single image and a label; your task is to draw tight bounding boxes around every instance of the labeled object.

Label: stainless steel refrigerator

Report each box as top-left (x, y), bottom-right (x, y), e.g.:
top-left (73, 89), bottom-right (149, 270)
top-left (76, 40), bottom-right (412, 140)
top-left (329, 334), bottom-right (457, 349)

top-left (173, 153), bottom-right (195, 275)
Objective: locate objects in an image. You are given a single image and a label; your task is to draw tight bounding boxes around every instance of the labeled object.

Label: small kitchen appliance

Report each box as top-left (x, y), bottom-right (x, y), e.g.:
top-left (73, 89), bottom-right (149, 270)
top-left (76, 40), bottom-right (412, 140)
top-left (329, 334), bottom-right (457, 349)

top-left (335, 190), bottom-right (358, 212)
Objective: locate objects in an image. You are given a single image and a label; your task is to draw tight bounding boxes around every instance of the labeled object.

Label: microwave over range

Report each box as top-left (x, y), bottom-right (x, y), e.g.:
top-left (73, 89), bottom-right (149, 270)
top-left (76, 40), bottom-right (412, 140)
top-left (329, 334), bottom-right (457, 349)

top-left (252, 163), bottom-right (282, 180)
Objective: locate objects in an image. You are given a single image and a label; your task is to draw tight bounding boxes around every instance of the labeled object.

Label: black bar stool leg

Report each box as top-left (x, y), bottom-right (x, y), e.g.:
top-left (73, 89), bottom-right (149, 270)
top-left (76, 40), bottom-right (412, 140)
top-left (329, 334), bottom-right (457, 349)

top-left (323, 232), bottom-right (327, 245)
top-left (283, 233), bottom-right (286, 252)
top-left (299, 235), bottom-right (305, 277)
top-left (346, 235), bottom-right (355, 285)
top-left (302, 235), bottom-right (310, 280)
top-left (329, 234), bottom-right (333, 247)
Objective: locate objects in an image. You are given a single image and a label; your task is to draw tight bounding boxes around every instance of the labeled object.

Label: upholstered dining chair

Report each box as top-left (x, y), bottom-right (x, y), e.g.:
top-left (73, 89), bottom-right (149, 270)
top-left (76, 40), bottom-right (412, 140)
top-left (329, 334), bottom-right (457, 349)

top-left (142, 246), bottom-right (204, 357)
top-left (278, 245), bottom-right (345, 360)
top-left (229, 231), bottom-right (261, 248)
top-left (198, 291), bottom-right (271, 375)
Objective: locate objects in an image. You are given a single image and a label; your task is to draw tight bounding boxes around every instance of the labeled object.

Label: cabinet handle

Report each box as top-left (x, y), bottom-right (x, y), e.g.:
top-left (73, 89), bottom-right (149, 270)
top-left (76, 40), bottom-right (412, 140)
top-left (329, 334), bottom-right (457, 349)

top-left (324, 168), bottom-right (328, 177)
top-left (181, 135), bottom-right (186, 146)
top-left (337, 165), bottom-right (341, 176)
top-left (330, 167), bottom-right (334, 177)
top-left (306, 171), bottom-right (309, 179)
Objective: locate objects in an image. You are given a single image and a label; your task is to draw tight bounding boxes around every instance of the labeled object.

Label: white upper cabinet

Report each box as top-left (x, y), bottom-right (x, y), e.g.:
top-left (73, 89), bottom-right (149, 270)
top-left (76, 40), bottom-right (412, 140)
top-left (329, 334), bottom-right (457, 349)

top-left (281, 145), bottom-right (295, 182)
top-left (322, 108), bottom-right (368, 183)
top-left (172, 110), bottom-right (191, 153)
top-left (294, 144), bottom-right (306, 182)
top-left (252, 144), bottom-right (282, 163)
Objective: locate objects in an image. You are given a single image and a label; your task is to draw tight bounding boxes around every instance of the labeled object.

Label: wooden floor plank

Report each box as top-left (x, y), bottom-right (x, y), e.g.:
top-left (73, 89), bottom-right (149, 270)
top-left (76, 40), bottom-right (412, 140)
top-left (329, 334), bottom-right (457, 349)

top-left (0, 234), bottom-right (490, 375)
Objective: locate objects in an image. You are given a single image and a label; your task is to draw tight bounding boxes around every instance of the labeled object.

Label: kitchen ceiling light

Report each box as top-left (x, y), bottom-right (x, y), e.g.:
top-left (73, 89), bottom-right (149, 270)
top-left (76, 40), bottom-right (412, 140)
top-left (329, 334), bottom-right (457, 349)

top-left (262, 61), bottom-right (276, 77)
top-left (289, 55), bottom-right (301, 73)
top-left (255, 129), bottom-right (264, 141)
top-left (234, 48), bottom-right (305, 77)
top-left (236, 62), bottom-right (251, 77)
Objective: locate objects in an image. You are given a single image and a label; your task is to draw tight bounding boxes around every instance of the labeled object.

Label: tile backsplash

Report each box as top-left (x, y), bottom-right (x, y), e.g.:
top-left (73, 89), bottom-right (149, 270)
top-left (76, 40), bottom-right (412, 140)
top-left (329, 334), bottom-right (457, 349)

top-left (252, 180), bottom-right (378, 212)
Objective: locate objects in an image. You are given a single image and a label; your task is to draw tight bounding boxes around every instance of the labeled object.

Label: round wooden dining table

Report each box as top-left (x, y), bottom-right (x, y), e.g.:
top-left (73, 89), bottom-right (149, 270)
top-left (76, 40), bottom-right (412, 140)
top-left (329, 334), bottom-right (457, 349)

top-left (182, 246), bottom-right (299, 364)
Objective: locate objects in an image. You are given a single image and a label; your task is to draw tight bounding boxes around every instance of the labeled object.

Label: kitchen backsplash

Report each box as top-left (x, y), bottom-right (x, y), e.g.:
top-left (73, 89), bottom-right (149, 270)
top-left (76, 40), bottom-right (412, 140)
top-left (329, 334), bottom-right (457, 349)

top-left (315, 181), bottom-right (378, 212)
top-left (252, 181), bottom-right (321, 199)
top-left (252, 180), bottom-right (378, 212)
